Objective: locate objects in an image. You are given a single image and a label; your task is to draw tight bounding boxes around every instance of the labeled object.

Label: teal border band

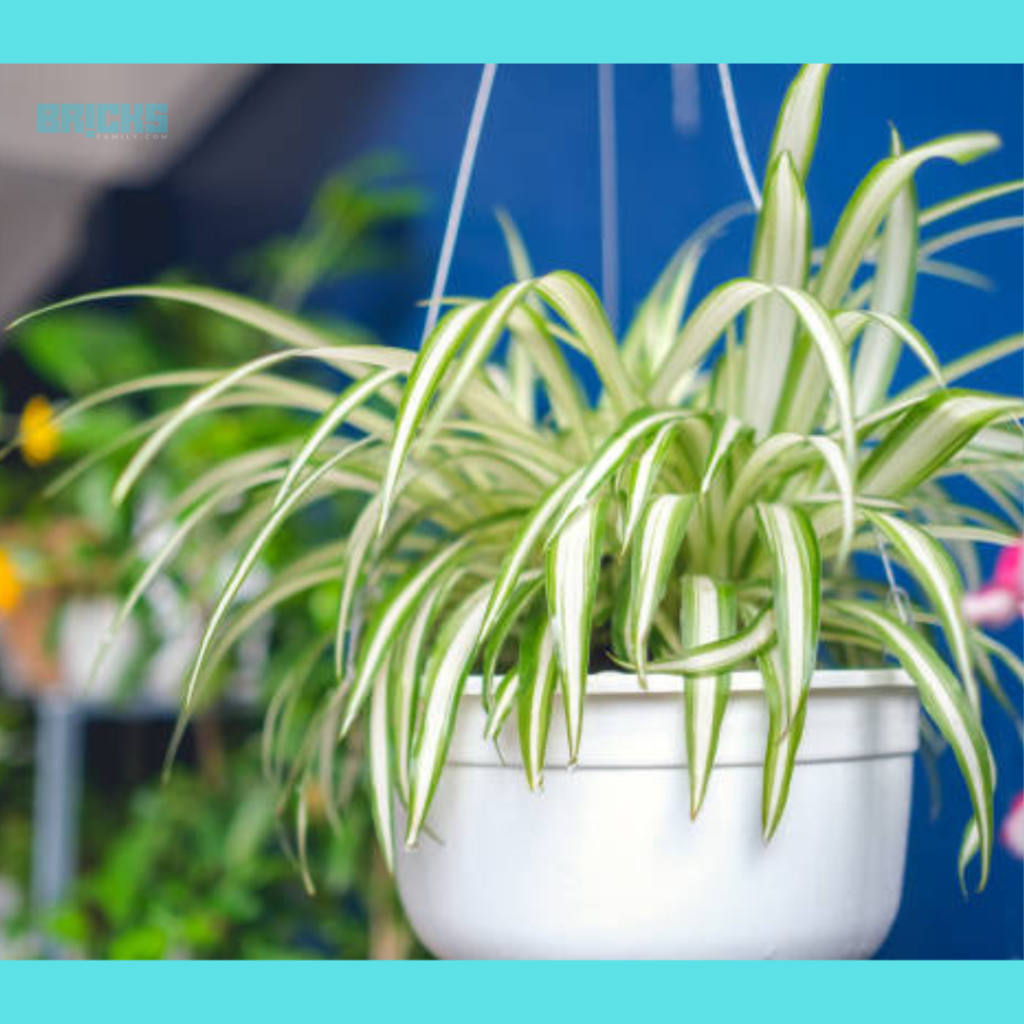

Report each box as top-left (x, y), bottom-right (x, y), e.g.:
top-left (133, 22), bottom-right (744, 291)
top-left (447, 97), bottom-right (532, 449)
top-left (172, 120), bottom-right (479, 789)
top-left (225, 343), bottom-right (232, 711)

top-left (3, 961), bottom-right (1024, 1016)
top-left (2, 0), bottom-right (1024, 62)
top-left (0, 1), bottom-right (1021, 1009)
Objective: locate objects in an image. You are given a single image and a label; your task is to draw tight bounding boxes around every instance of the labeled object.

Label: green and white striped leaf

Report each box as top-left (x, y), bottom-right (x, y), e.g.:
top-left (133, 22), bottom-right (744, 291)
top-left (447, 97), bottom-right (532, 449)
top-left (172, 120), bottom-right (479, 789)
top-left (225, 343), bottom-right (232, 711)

top-left (626, 203), bottom-right (751, 379)
top-left (653, 280), bottom-right (772, 405)
top-left (496, 209), bottom-right (538, 421)
top-left (833, 600), bottom-right (994, 889)
top-left (720, 432), bottom-right (810, 536)
top-left (8, 283), bottom-right (384, 353)
top-left (759, 648), bottom-right (809, 839)
top-left (743, 151), bottom-right (811, 433)
top-left (766, 63), bottom-right (831, 182)
top-left (479, 470), bottom-right (583, 641)
top-left (183, 440), bottom-right (370, 709)
top-left (815, 132), bottom-right (1001, 306)
top-left (506, 305), bottom-right (590, 445)
top-left (273, 367), bottom-right (400, 508)
top-left (548, 410), bottom-right (691, 539)
top-left (332, 496), bottom-right (387, 681)
top-left (378, 302), bottom-right (484, 530)
top-left (547, 498), bottom-right (607, 763)
top-left (701, 416), bottom-right (745, 496)
top-left (418, 281), bottom-right (544, 458)
top-left (481, 574), bottom-right (542, 707)
top-left (368, 669), bottom-right (395, 870)
top-left (767, 285), bottom-right (857, 470)
top-left (112, 347), bottom-right (390, 506)
top-left (645, 607), bottom-right (776, 675)
top-left (680, 575), bottom-right (737, 817)
top-left (866, 510), bottom-right (978, 710)
top-left (627, 495), bottom-right (697, 683)
top-left (808, 436), bottom-right (855, 567)
top-left (852, 128), bottom-right (919, 416)
top-left (756, 503), bottom-right (821, 726)
top-left (406, 585), bottom-right (492, 845)
top-left (389, 570), bottom-right (462, 802)
top-left (860, 390), bottom-right (1024, 498)
top-left (484, 669), bottom-right (520, 742)
top-left (517, 614), bottom-right (559, 792)
top-left (919, 179), bottom-right (1023, 228)
top-left (620, 423), bottom-right (678, 552)
top-left (340, 534), bottom-right (472, 737)
top-left (895, 334), bottom-right (1023, 401)
top-left (87, 467), bottom-right (284, 691)
top-left (840, 310), bottom-right (943, 399)
top-left (533, 271), bottom-right (638, 413)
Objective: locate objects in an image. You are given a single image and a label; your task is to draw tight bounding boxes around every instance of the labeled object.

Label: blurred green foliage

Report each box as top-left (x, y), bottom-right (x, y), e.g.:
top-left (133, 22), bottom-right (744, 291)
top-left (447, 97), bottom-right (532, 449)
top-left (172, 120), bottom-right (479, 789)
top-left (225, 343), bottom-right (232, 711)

top-left (47, 734), bottom-right (418, 960)
top-left (0, 153), bottom-right (427, 958)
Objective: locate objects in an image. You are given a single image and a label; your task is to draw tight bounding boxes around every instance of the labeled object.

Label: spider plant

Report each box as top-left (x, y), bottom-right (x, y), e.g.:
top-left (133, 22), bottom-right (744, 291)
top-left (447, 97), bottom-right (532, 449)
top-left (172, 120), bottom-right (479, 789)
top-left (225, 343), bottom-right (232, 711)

top-left (8, 65), bottom-right (1022, 893)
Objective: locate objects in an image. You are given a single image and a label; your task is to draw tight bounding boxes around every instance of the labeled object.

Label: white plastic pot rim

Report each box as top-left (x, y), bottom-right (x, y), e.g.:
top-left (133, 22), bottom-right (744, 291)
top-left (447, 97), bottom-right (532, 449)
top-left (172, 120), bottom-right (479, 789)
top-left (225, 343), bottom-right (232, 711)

top-left (461, 667), bottom-right (912, 698)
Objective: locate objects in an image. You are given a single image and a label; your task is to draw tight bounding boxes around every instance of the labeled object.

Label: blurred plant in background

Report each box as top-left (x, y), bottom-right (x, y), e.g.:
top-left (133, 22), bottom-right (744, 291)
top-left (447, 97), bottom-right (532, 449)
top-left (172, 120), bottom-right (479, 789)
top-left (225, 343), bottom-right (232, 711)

top-left (0, 153), bottom-right (426, 958)
top-left (45, 735), bottom-right (416, 959)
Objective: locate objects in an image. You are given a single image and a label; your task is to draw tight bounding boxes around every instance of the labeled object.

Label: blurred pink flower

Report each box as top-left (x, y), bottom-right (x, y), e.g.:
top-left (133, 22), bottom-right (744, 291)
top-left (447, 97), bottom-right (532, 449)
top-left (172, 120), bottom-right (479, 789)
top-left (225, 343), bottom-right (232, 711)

top-left (963, 542), bottom-right (1022, 861)
top-left (963, 541), bottom-right (1023, 630)
top-left (1002, 793), bottom-right (1023, 860)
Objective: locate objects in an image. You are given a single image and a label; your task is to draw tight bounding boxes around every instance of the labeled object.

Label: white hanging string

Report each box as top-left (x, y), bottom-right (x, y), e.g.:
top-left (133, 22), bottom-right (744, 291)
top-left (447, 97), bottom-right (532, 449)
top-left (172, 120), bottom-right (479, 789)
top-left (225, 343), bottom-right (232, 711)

top-left (598, 63), bottom-right (620, 334)
top-left (716, 63), bottom-right (762, 211)
top-left (670, 64), bottom-right (701, 135)
top-left (875, 530), bottom-right (914, 625)
top-left (421, 63), bottom-right (498, 344)
top-left (343, 65), bottom-right (496, 680)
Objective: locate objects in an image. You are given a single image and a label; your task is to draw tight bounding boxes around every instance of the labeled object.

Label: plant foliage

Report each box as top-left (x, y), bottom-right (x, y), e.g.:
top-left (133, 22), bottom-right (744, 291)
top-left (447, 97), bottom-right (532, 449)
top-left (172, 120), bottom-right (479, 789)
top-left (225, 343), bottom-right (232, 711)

top-left (9, 66), bottom-right (1022, 889)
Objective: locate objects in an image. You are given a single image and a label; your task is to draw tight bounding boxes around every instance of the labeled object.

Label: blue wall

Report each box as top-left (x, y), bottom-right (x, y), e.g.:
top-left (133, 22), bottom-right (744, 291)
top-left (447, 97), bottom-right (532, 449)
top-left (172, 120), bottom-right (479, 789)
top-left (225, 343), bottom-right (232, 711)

top-left (66, 63), bottom-right (1024, 958)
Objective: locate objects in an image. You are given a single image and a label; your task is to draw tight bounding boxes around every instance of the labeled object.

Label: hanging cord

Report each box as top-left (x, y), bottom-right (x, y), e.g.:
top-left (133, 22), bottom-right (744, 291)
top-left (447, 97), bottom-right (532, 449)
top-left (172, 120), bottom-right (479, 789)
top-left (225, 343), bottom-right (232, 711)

top-left (421, 63), bottom-right (498, 344)
top-left (717, 63), bottom-right (762, 211)
top-left (671, 64), bottom-right (701, 135)
top-left (875, 530), bottom-right (914, 625)
top-left (715, 64), bottom-right (914, 624)
top-left (598, 64), bottom-right (620, 334)
top-left (345, 66), bottom-right (497, 682)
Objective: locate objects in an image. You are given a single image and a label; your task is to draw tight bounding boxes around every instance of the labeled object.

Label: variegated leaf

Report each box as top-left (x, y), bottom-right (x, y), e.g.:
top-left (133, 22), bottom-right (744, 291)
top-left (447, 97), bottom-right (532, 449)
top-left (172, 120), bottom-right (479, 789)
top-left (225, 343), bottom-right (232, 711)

top-left (852, 129), bottom-right (919, 415)
top-left (340, 535), bottom-right (472, 737)
top-left (517, 614), bottom-right (559, 791)
top-left (866, 510), bottom-right (978, 710)
top-left (389, 569), bottom-right (462, 802)
top-left (183, 440), bottom-right (371, 709)
top-left (766, 63), bottom-right (831, 181)
top-left (815, 132), bottom-right (1000, 306)
top-left (484, 669), bottom-right (520, 742)
top-left (274, 367), bottom-right (401, 508)
top-left (759, 648), bottom-right (809, 839)
top-left (680, 575), bottom-right (737, 817)
top-left (743, 151), bottom-right (810, 433)
top-left (547, 499), bottom-right (607, 763)
top-left (620, 423), bottom-right (678, 553)
top-left (645, 607), bottom-right (776, 675)
top-left (833, 600), bottom-right (994, 889)
top-left (756, 503), bottom-right (821, 726)
top-left (860, 390), bottom-right (1024, 498)
top-left (481, 574), bottom-right (542, 707)
top-left (628, 495), bottom-right (696, 684)
top-left (368, 668), bottom-right (395, 870)
top-left (548, 410), bottom-right (692, 539)
top-left (406, 585), bottom-right (492, 845)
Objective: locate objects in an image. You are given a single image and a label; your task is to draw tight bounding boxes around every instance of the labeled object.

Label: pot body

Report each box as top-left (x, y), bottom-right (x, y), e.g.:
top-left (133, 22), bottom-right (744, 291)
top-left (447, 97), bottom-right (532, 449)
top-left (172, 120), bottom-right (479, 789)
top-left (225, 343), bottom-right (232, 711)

top-left (395, 670), bottom-right (919, 960)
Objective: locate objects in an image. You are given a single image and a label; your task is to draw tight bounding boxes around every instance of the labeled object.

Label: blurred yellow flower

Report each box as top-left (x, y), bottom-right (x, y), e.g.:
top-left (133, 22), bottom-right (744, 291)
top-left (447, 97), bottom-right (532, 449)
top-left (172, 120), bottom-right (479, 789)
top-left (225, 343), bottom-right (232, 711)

top-left (0, 546), bottom-right (22, 614)
top-left (20, 395), bottom-right (60, 466)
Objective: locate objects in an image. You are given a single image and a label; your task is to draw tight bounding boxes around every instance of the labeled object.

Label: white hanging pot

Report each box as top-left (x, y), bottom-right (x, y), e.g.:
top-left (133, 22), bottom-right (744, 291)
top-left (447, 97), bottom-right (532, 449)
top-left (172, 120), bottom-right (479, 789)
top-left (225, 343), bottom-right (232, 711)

top-left (395, 669), bottom-right (918, 960)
